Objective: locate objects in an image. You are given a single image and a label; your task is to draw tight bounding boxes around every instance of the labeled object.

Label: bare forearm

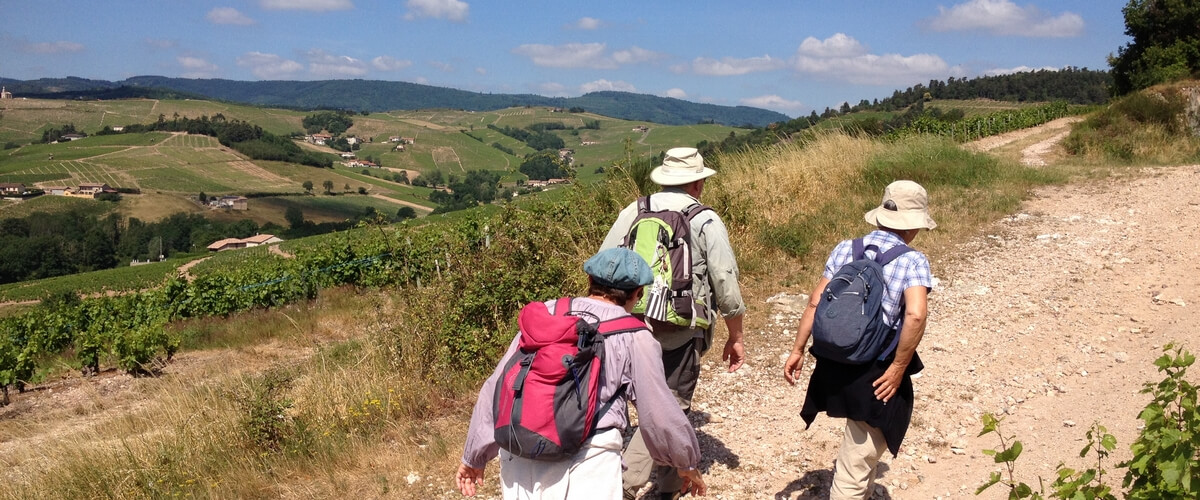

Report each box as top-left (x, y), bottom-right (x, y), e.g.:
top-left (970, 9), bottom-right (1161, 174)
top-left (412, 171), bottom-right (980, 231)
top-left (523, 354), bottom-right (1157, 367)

top-left (723, 314), bottom-right (744, 343)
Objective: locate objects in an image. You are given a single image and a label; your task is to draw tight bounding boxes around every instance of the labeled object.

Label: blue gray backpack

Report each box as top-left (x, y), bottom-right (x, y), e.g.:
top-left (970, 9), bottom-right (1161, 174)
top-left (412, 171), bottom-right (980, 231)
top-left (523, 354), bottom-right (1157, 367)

top-left (810, 238), bottom-right (911, 364)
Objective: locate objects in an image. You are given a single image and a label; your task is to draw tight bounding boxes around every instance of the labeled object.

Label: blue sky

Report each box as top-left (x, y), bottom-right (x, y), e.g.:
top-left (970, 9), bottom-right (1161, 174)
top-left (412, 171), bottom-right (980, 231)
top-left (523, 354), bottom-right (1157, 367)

top-left (0, 0), bottom-right (1129, 118)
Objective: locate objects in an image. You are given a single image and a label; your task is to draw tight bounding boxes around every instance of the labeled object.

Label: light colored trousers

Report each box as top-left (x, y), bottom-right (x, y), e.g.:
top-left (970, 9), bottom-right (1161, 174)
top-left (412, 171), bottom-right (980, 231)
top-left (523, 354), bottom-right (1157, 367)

top-left (499, 429), bottom-right (624, 500)
top-left (830, 419), bottom-right (889, 500)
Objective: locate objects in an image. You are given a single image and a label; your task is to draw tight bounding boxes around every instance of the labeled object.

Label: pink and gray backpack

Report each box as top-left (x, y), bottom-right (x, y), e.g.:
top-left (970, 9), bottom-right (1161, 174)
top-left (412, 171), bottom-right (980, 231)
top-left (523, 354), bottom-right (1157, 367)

top-left (492, 298), bottom-right (646, 461)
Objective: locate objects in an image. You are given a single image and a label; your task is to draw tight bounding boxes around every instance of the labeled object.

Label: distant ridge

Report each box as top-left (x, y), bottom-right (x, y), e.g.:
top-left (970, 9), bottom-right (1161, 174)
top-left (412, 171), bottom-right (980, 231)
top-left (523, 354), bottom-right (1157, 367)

top-left (0, 76), bottom-right (791, 127)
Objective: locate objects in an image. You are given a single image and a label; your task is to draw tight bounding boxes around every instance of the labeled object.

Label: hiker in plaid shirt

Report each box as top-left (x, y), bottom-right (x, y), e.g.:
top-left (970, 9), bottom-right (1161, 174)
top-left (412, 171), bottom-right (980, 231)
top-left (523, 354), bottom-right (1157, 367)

top-left (784, 180), bottom-right (936, 500)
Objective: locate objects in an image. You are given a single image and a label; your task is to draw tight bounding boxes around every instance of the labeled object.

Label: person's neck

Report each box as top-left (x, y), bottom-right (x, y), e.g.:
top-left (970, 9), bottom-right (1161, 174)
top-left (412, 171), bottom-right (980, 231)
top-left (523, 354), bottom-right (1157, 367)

top-left (587, 294), bottom-right (636, 313)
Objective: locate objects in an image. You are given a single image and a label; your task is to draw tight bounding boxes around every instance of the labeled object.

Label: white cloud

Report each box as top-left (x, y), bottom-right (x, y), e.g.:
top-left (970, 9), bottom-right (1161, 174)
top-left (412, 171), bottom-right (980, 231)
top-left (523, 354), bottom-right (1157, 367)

top-left (404, 0), bottom-right (469, 22)
top-left (790, 34), bottom-right (965, 85)
top-left (305, 49), bottom-right (368, 77)
top-left (983, 64), bottom-right (1059, 76)
top-left (512, 43), bottom-right (662, 69)
top-left (797, 33), bottom-right (868, 58)
top-left (475, 67), bottom-right (487, 75)
top-left (612, 46), bottom-right (663, 65)
top-left (236, 51), bottom-right (304, 79)
top-left (207, 7), bottom-right (255, 25)
top-left (690, 55), bottom-right (784, 76)
top-left (580, 79), bottom-right (636, 93)
top-left (925, 0), bottom-right (1083, 37)
top-left (572, 17), bottom-right (603, 30)
top-left (372, 55), bottom-right (412, 71)
top-left (22, 40), bottom-right (84, 54)
top-left (665, 88), bottom-right (687, 99)
top-left (178, 56), bottom-right (219, 78)
top-left (741, 95), bottom-right (805, 114)
top-left (260, 0), bottom-right (353, 11)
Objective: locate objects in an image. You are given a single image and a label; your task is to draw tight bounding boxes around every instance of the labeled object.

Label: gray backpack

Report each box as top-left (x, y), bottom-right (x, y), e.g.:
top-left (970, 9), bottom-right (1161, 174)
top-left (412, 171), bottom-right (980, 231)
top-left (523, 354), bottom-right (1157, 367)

top-left (810, 238), bottom-right (910, 364)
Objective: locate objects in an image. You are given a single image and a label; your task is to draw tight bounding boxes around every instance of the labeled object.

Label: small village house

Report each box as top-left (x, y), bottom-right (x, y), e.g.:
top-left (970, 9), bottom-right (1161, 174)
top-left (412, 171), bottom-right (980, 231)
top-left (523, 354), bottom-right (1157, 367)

top-left (0, 183), bottom-right (27, 196)
top-left (207, 234), bottom-right (283, 252)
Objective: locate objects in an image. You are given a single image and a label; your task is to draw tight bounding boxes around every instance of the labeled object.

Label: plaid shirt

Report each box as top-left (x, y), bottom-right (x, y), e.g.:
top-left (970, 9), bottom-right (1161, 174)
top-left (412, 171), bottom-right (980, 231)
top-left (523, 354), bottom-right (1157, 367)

top-left (822, 230), bottom-right (934, 328)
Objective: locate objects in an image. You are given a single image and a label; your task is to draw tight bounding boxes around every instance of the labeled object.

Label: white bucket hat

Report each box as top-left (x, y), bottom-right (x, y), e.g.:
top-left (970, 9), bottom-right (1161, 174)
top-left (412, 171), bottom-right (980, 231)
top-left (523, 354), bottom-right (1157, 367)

top-left (863, 180), bottom-right (937, 230)
top-left (649, 147), bottom-right (717, 186)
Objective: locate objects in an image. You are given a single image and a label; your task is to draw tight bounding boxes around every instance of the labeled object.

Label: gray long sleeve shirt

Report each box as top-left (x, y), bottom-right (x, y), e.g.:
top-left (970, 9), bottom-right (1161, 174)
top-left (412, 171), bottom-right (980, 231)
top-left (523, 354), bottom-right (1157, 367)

top-left (600, 188), bottom-right (746, 349)
top-left (461, 297), bottom-right (702, 470)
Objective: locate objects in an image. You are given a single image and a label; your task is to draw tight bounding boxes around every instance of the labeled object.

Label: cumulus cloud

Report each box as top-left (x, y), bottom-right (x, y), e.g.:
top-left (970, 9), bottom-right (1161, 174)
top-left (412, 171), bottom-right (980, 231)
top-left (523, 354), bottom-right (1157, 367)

top-left (797, 33), bottom-right (867, 58)
top-left (580, 79), bottom-right (636, 93)
top-left (372, 55), bottom-right (412, 71)
top-left (260, 0), bottom-right (353, 11)
top-left (305, 49), bottom-right (368, 77)
top-left (21, 40), bottom-right (85, 54)
top-left (983, 64), bottom-right (1059, 76)
top-left (207, 7), bottom-right (255, 25)
top-left (178, 56), bottom-right (219, 78)
top-left (404, 0), bottom-right (469, 22)
top-left (665, 88), bottom-right (687, 99)
top-left (572, 17), bottom-right (603, 30)
top-left (237, 51), bottom-right (304, 79)
top-left (790, 33), bottom-right (965, 85)
top-left (925, 0), bottom-right (1083, 37)
top-left (513, 43), bottom-right (662, 69)
top-left (741, 95), bottom-right (805, 114)
top-left (689, 55), bottom-right (784, 76)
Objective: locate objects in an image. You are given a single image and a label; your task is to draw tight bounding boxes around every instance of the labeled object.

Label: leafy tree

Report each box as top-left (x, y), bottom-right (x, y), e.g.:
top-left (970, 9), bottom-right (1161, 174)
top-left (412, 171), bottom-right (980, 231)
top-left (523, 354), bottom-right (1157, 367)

top-left (357, 186), bottom-right (367, 194)
top-left (285, 206), bottom-right (305, 229)
top-left (322, 180), bottom-right (334, 193)
top-left (198, 191), bottom-right (207, 203)
top-left (1109, 0), bottom-right (1200, 94)
top-left (343, 183), bottom-right (351, 192)
top-left (396, 207), bottom-right (417, 220)
top-left (519, 151), bottom-right (568, 181)
top-left (302, 180), bottom-right (314, 193)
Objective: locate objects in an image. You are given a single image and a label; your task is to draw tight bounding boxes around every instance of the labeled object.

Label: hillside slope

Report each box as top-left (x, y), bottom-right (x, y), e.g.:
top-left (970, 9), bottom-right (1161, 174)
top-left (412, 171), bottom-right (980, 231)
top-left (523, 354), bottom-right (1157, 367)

top-left (0, 76), bottom-right (791, 127)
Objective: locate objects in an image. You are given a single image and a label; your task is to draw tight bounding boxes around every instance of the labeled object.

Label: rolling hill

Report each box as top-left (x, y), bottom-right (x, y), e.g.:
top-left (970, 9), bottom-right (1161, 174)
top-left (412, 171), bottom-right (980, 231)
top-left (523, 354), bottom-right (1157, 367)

top-left (0, 76), bottom-right (791, 127)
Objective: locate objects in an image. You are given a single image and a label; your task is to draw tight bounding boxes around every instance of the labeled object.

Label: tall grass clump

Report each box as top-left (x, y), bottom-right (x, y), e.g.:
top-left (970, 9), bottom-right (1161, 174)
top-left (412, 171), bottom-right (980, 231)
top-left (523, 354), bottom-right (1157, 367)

top-left (1063, 83), bottom-right (1200, 164)
top-left (704, 131), bottom-right (1063, 283)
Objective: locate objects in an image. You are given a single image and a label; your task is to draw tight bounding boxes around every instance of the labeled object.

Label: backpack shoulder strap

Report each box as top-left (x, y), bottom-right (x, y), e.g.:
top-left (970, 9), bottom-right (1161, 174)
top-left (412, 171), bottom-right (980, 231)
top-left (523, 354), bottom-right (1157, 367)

top-left (876, 244), bottom-right (913, 266)
top-left (552, 297), bottom-right (573, 316)
top-left (851, 238), bottom-right (869, 260)
top-left (597, 314), bottom-right (647, 336)
top-left (636, 195), bottom-right (651, 213)
top-left (681, 202), bottom-right (712, 221)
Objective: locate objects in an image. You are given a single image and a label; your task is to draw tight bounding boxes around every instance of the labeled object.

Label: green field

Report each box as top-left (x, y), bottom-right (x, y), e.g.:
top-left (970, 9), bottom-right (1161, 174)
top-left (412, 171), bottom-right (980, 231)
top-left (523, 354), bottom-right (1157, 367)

top-left (0, 98), bottom-right (743, 224)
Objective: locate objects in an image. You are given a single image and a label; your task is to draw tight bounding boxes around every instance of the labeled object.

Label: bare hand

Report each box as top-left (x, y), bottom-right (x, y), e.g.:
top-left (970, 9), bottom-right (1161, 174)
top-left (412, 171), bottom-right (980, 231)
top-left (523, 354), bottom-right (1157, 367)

top-left (871, 364), bottom-right (906, 403)
top-left (783, 351), bottom-right (806, 386)
top-left (456, 464), bottom-right (484, 496)
top-left (678, 467), bottom-right (708, 497)
top-left (723, 339), bottom-right (745, 372)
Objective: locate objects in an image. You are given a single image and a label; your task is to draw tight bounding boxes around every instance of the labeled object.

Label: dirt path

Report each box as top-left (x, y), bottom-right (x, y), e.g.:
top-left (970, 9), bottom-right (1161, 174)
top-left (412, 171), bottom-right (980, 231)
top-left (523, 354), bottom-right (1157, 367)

top-left (675, 162), bottom-right (1200, 496)
top-left (963, 117), bottom-right (1083, 153)
top-left (367, 193), bottom-right (433, 212)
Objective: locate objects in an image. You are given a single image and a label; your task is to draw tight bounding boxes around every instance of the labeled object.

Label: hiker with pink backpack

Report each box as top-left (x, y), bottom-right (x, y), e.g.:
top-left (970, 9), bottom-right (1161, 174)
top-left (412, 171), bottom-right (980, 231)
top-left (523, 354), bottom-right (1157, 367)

top-left (456, 248), bottom-right (707, 499)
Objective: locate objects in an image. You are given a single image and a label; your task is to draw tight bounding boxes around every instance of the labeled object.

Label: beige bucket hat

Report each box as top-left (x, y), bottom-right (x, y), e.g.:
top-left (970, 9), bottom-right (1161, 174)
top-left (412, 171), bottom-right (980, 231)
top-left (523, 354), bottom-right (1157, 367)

top-left (649, 147), bottom-right (717, 186)
top-left (863, 180), bottom-right (937, 230)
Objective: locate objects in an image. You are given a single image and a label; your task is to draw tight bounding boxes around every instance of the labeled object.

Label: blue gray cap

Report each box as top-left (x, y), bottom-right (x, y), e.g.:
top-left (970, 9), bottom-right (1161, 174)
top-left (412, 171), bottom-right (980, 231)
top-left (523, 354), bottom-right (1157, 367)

top-left (584, 248), bottom-right (653, 289)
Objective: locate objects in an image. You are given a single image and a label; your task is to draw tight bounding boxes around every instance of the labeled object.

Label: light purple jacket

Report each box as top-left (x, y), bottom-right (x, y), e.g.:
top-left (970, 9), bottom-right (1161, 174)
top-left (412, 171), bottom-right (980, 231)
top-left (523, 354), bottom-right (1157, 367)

top-left (461, 297), bottom-right (702, 470)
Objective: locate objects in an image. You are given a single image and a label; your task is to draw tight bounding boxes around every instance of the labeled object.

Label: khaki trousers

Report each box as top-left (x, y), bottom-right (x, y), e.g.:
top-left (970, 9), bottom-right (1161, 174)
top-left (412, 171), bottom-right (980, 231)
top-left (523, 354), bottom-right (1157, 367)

top-left (622, 338), bottom-right (701, 496)
top-left (499, 429), bottom-right (624, 500)
top-left (829, 419), bottom-right (889, 500)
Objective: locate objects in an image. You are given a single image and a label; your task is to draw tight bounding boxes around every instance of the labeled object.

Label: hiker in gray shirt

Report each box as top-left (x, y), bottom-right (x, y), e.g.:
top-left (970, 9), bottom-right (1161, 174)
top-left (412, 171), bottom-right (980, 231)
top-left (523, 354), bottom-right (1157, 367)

top-left (601, 147), bottom-right (746, 499)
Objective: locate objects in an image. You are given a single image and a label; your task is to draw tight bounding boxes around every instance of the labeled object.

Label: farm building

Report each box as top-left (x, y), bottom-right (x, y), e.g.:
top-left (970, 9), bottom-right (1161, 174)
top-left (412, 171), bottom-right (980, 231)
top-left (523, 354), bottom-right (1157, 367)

top-left (207, 233), bottom-right (282, 252)
top-left (210, 195), bottom-right (248, 210)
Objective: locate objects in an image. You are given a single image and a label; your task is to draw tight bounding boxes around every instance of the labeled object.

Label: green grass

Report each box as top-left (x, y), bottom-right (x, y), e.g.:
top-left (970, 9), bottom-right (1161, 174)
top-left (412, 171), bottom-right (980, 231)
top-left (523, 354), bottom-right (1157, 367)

top-left (0, 194), bottom-right (113, 218)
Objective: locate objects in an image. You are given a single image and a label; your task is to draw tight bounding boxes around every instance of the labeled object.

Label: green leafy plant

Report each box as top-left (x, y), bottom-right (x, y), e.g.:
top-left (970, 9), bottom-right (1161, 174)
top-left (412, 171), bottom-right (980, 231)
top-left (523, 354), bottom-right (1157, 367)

top-left (1121, 343), bottom-right (1200, 498)
top-left (977, 414), bottom-right (1117, 500)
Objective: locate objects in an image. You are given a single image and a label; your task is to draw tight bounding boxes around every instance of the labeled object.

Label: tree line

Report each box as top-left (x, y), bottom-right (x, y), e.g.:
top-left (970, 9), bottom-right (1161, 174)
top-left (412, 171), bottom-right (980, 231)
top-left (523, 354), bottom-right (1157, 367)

top-left (95, 113), bottom-right (333, 168)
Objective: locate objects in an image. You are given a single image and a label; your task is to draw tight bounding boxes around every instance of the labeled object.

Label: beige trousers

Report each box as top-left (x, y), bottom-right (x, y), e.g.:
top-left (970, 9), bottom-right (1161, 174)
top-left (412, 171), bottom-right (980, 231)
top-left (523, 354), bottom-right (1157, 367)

top-left (829, 419), bottom-right (889, 500)
top-left (499, 429), bottom-right (624, 500)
